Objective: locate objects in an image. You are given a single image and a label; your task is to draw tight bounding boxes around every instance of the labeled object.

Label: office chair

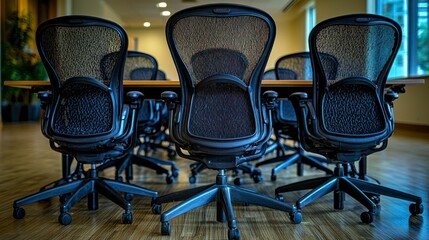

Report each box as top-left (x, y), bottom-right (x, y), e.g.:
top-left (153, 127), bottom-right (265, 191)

top-left (150, 4), bottom-right (300, 239)
top-left (12, 16), bottom-right (157, 225)
top-left (275, 14), bottom-right (423, 224)
top-left (256, 52), bottom-right (336, 180)
top-left (98, 51), bottom-right (178, 184)
top-left (156, 69), bottom-right (167, 80)
top-left (263, 69), bottom-right (277, 80)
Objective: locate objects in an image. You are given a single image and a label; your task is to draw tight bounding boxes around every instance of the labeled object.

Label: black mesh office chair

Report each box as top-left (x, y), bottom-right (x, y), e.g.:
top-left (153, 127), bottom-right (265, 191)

top-left (256, 52), bottom-right (336, 180)
top-left (156, 69), bottom-right (167, 80)
top-left (275, 14), bottom-right (423, 224)
top-left (98, 51), bottom-right (178, 184)
top-left (151, 4), bottom-right (300, 239)
top-left (263, 68), bottom-right (277, 80)
top-left (12, 16), bottom-right (157, 225)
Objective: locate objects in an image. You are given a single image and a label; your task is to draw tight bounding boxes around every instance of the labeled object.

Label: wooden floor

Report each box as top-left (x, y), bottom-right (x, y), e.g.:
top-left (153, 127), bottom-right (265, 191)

top-left (0, 122), bottom-right (428, 240)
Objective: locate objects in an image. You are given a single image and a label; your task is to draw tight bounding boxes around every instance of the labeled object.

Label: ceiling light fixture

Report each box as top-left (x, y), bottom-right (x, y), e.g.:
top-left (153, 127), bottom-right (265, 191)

top-left (156, 2), bottom-right (167, 8)
top-left (161, 11), bottom-right (171, 16)
top-left (143, 22), bottom-right (151, 27)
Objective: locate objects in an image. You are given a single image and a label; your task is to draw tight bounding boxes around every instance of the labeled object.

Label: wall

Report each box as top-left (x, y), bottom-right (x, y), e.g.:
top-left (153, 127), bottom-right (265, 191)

top-left (393, 79), bottom-right (429, 126)
top-left (315, 0), bottom-right (367, 22)
top-left (70, 0), bottom-right (122, 25)
top-left (126, 27), bottom-right (177, 80)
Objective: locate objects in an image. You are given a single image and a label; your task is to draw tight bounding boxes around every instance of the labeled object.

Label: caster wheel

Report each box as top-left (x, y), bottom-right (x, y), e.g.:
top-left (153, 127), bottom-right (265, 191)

top-left (271, 174), bottom-right (277, 181)
top-left (168, 151), bottom-right (177, 159)
top-left (228, 228), bottom-right (241, 240)
top-left (124, 193), bottom-right (134, 202)
top-left (13, 207), bottom-right (25, 219)
top-left (161, 222), bottom-right (171, 235)
top-left (166, 176), bottom-right (174, 184)
top-left (366, 194), bottom-right (381, 204)
top-left (370, 195), bottom-right (381, 204)
top-left (290, 210), bottom-right (302, 224)
top-left (152, 204), bottom-right (161, 214)
top-left (234, 178), bottom-right (243, 186)
top-left (253, 175), bottom-right (262, 183)
top-left (409, 204), bottom-right (424, 215)
top-left (360, 211), bottom-right (374, 224)
top-left (275, 194), bottom-right (284, 202)
top-left (59, 212), bottom-right (72, 225)
top-left (251, 168), bottom-right (263, 183)
top-left (189, 176), bottom-right (196, 184)
top-left (172, 168), bottom-right (179, 178)
top-left (122, 212), bottom-right (133, 224)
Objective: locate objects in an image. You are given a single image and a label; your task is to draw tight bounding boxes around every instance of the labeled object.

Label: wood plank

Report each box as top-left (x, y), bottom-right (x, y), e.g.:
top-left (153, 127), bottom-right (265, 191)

top-left (0, 123), bottom-right (427, 239)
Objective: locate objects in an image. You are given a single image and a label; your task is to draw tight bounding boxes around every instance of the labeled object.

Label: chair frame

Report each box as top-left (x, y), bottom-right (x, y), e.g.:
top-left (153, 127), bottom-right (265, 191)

top-left (12, 16), bottom-right (157, 225)
top-left (257, 52), bottom-right (333, 180)
top-left (151, 4), bottom-right (300, 239)
top-left (275, 14), bottom-right (423, 224)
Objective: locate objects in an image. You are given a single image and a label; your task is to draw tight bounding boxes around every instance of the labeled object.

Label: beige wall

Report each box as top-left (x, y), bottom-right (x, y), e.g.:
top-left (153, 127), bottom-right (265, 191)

top-left (126, 27), bottom-right (177, 80)
top-left (393, 81), bottom-right (429, 126)
top-left (315, 0), bottom-right (367, 22)
top-left (70, 0), bottom-right (122, 25)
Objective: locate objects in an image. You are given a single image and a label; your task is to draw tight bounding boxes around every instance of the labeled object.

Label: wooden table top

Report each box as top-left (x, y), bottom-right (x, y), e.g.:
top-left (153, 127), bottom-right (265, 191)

top-left (3, 79), bottom-right (425, 89)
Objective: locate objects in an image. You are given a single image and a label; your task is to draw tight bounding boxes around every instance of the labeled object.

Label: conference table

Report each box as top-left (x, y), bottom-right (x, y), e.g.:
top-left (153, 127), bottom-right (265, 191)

top-left (4, 78), bottom-right (425, 99)
top-left (3, 78), bottom-right (425, 180)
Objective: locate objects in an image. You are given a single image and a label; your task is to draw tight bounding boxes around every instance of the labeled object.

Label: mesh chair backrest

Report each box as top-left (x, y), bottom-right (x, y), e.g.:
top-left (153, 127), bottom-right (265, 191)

top-left (37, 16), bottom-right (127, 138)
top-left (167, 4), bottom-right (275, 139)
top-left (275, 52), bottom-right (338, 122)
top-left (263, 69), bottom-right (277, 80)
top-left (275, 52), bottom-right (338, 80)
top-left (156, 70), bottom-right (167, 80)
top-left (310, 14), bottom-right (401, 135)
top-left (124, 52), bottom-right (158, 124)
top-left (125, 51), bottom-right (158, 80)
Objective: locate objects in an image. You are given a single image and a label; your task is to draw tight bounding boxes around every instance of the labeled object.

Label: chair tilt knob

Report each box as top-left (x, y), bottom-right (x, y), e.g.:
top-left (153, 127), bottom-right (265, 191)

top-left (127, 91), bottom-right (144, 108)
top-left (263, 90), bottom-right (278, 110)
top-left (161, 91), bottom-right (178, 110)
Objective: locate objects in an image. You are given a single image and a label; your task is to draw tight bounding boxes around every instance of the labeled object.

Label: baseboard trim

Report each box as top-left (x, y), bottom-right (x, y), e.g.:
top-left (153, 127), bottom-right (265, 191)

top-left (395, 123), bottom-right (429, 133)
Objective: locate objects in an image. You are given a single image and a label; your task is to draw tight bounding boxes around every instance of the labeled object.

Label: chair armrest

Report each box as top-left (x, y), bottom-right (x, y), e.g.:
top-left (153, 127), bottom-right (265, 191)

top-left (38, 91), bottom-right (52, 109)
top-left (384, 88), bottom-right (398, 104)
top-left (289, 92), bottom-right (319, 151)
top-left (161, 91), bottom-right (183, 145)
top-left (263, 90), bottom-right (278, 111)
top-left (37, 91), bottom-right (52, 138)
top-left (127, 91), bottom-right (144, 109)
top-left (384, 89), bottom-right (398, 134)
top-left (113, 91), bottom-right (144, 145)
top-left (253, 90), bottom-right (279, 149)
top-left (161, 91), bottom-right (178, 110)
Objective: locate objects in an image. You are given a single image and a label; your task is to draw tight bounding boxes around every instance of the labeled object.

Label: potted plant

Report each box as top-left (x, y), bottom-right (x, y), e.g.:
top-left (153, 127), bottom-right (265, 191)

top-left (1, 11), bottom-right (47, 122)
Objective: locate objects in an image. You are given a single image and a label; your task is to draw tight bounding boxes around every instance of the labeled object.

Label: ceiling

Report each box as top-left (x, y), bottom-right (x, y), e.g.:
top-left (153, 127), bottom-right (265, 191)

top-left (103, 0), bottom-right (296, 28)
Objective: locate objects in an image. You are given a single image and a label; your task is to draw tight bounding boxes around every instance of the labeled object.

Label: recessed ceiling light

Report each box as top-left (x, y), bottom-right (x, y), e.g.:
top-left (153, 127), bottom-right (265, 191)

top-left (161, 11), bottom-right (171, 16)
top-left (156, 2), bottom-right (167, 8)
top-left (143, 22), bottom-right (151, 27)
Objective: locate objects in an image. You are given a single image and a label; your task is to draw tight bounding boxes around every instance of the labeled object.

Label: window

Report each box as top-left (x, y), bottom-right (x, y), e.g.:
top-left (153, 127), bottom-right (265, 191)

top-left (377, 0), bottom-right (429, 78)
top-left (306, 4), bottom-right (316, 51)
